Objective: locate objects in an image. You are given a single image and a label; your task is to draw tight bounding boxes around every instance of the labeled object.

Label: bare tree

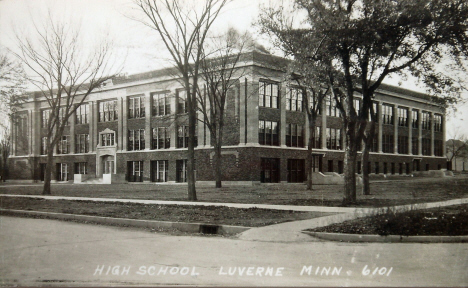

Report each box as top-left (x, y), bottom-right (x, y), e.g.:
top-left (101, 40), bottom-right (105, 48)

top-left (13, 15), bottom-right (118, 195)
top-left (135, 0), bottom-right (229, 200)
top-left (196, 28), bottom-right (251, 188)
top-left (287, 65), bottom-right (329, 190)
top-left (258, 7), bottom-right (332, 190)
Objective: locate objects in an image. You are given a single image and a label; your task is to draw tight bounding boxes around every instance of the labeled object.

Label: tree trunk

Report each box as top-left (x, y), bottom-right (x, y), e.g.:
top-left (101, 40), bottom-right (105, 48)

top-left (343, 145), bottom-right (357, 205)
top-left (306, 117), bottom-right (317, 190)
top-left (361, 146), bottom-right (370, 195)
top-left (214, 123), bottom-right (224, 188)
top-left (187, 109), bottom-right (197, 201)
top-left (361, 121), bottom-right (375, 195)
top-left (42, 147), bottom-right (54, 195)
top-left (214, 141), bottom-right (222, 188)
top-left (343, 120), bottom-right (358, 205)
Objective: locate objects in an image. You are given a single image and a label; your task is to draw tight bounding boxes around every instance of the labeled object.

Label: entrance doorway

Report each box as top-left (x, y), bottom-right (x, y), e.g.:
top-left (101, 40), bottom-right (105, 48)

top-left (102, 155), bottom-right (115, 174)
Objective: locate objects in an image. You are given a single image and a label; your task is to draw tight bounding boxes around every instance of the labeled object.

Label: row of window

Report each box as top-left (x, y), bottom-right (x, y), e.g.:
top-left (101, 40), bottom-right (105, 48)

top-left (127, 160), bottom-right (191, 183)
top-left (40, 92), bottom-right (184, 128)
top-left (49, 156), bottom-right (443, 184)
top-left (39, 90), bottom-right (444, 137)
top-left (40, 126), bottom-right (196, 155)
top-left (259, 122), bottom-right (343, 150)
top-left (260, 157), bottom-right (440, 183)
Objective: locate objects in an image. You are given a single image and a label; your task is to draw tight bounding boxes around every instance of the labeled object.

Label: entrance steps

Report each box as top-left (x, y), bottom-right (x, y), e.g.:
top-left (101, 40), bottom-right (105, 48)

top-left (73, 174), bottom-right (127, 184)
top-left (74, 176), bottom-right (105, 184)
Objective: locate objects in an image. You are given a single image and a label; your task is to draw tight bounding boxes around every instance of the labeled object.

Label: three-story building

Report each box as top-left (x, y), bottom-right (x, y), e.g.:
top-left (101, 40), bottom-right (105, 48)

top-left (8, 51), bottom-right (447, 183)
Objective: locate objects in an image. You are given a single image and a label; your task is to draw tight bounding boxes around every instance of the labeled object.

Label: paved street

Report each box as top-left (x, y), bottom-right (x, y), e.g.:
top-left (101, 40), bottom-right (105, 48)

top-left (1, 216), bottom-right (467, 286)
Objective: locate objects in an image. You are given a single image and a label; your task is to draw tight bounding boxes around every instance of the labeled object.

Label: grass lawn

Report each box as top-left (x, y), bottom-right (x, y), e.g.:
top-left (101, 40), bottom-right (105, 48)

top-left (0, 197), bottom-right (334, 227)
top-left (1, 175), bottom-right (468, 207)
top-left (308, 204), bottom-right (468, 236)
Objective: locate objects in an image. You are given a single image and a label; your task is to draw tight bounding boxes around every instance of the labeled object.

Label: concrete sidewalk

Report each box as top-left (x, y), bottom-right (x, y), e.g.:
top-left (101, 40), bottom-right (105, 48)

top-left (238, 197), bottom-right (468, 242)
top-left (2, 194), bottom-right (468, 242)
top-left (0, 194), bottom-right (355, 213)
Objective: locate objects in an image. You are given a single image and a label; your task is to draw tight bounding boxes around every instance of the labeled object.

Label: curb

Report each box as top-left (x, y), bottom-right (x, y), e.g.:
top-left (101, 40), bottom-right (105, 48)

top-left (0, 209), bottom-right (251, 235)
top-left (303, 231), bottom-right (468, 243)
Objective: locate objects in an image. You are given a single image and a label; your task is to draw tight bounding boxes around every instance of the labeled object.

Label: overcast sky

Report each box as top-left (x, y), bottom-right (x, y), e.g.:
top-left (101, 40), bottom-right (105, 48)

top-left (0, 0), bottom-right (467, 137)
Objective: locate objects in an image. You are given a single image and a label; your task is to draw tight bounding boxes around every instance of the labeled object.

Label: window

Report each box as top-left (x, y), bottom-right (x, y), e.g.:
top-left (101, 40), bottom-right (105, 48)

top-left (398, 136), bottom-right (408, 154)
top-left (75, 162), bottom-right (87, 174)
top-left (41, 137), bottom-right (48, 155)
top-left (259, 81), bottom-right (279, 108)
top-left (15, 115), bottom-right (28, 156)
top-left (326, 128), bottom-right (342, 150)
top-left (286, 87), bottom-right (303, 111)
top-left (153, 92), bottom-right (171, 116)
top-left (434, 139), bottom-right (443, 156)
top-left (434, 114), bottom-right (442, 132)
top-left (127, 161), bottom-right (143, 182)
top-left (382, 104), bottom-right (394, 125)
top-left (369, 102), bottom-right (378, 122)
top-left (99, 100), bottom-right (118, 122)
top-left (422, 138), bottom-right (431, 155)
top-left (375, 162), bottom-right (380, 174)
top-left (259, 120), bottom-right (279, 146)
top-left (368, 132), bottom-right (378, 152)
top-left (412, 137), bottom-right (419, 155)
top-left (42, 109), bottom-right (50, 128)
top-left (75, 134), bottom-right (89, 153)
top-left (58, 107), bottom-right (69, 126)
top-left (177, 125), bottom-right (198, 148)
top-left (382, 134), bottom-right (394, 153)
top-left (286, 124), bottom-right (304, 147)
top-left (101, 133), bottom-right (115, 147)
top-left (398, 107), bottom-right (408, 127)
top-left (56, 163), bottom-right (68, 181)
top-left (152, 127), bottom-right (170, 149)
top-left (176, 159), bottom-right (196, 182)
top-left (57, 135), bottom-right (70, 154)
top-left (151, 160), bottom-right (168, 182)
top-left (128, 129), bottom-right (145, 151)
top-left (287, 159), bottom-right (305, 183)
top-left (412, 110), bottom-right (419, 128)
top-left (128, 96), bottom-right (145, 119)
top-left (75, 103), bottom-right (89, 124)
top-left (354, 98), bottom-right (361, 116)
top-left (311, 126), bottom-right (321, 149)
top-left (261, 158), bottom-right (280, 183)
top-left (326, 95), bottom-right (339, 117)
top-left (421, 111), bottom-right (431, 130)
top-left (178, 90), bottom-right (188, 114)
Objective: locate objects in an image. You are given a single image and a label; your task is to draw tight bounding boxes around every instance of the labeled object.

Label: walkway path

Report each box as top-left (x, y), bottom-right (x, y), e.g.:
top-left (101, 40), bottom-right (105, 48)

top-left (2, 194), bottom-right (467, 242)
top-left (0, 194), bottom-right (354, 213)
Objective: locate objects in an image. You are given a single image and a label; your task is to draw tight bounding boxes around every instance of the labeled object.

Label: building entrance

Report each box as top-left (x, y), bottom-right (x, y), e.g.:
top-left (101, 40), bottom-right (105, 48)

top-left (102, 155), bottom-right (115, 174)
